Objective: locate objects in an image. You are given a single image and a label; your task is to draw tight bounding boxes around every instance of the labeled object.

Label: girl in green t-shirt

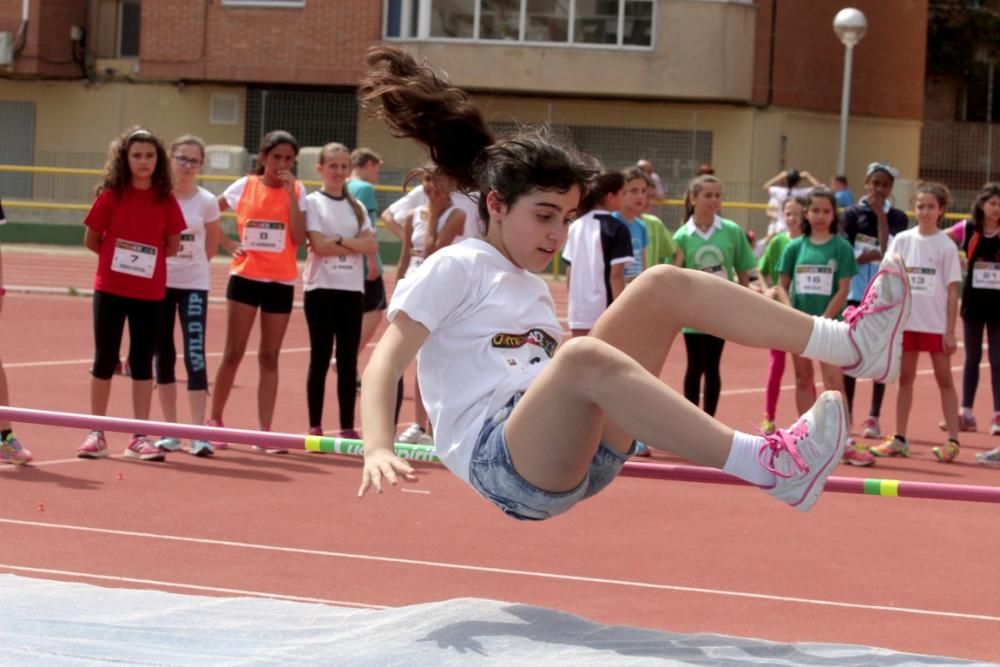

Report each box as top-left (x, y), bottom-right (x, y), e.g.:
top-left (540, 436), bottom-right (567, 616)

top-left (779, 189), bottom-right (872, 466)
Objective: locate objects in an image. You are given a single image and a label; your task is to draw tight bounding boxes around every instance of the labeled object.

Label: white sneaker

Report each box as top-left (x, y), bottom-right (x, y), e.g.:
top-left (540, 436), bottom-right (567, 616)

top-left (397, 423), bottom-right (426, 444)
top-left (155, 437), bottom-right (183, 452)
top-left (759, 391), bottom-right (847, 512)
top-left (841, 253), bottom-right (911, 384)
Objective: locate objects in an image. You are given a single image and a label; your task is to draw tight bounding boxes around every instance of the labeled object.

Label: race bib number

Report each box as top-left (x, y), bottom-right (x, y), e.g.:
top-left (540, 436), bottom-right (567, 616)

top-left (906, 267), bottom-right (936, 296)
top-left (322, 254), bottom-right (352, 271)
top-left (177, 233), bottom-right (196, 260)
top-left (243, 220), bottom-right (286, 253)
top-left (972, 262), bottom-right (1000, 290)
top-left (111, 240), bottom-right (157, 279)
top-left (700, 264), bottom-right (728, 280)
top-left (854, 233), bottom-right (879, 257)
top-left (795, 265), bottom-right (834, 295)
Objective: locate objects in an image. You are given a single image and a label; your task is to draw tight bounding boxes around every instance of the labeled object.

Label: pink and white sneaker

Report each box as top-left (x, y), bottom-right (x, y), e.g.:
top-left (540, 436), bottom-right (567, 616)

top-left (124, 435), bottom-right (166, 461)
top-left (759, 391), bottom-right (847, 512)
top-left (78, 430), bottom-right (109, 459)
top-left (205, 418), bottom-right (230, 450)
top-left (0, 434), bottom-right (32, 465)
top-left (842, 254), bottom-right (911, 384)
top-left (860, 416), bottom-right (881, 439)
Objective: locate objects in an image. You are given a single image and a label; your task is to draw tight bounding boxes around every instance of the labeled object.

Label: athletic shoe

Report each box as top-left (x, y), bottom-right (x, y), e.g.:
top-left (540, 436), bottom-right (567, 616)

top-left (760, 417), bottom-right (776, 436)
top-left (869, 434), bottom-right (909, 458)
top-left (632, 441), bottom-right (651, 457)
top-left (975, 447), bottom-right (1000, 467)
top-left (938, 414), bottom-right (977, 433)
top-left (204, 418), bottom-right (230, 450)
top-left (188, 439), bottom-right (215, 457)
top-left (397, 423), bottom-right (427, 444)
top-left (78, 430), bottom-right (109, 459)
top-left (759, 390), bottom-right (847, 512)
top-left (0, 434), bottom-right (32, 465)
top-left (841, 254), bottom-right (911, 384)
top-left (842, 438), bottom-right (876, 466)
top-left (155, 437), bottom-right (182, 452)
top-left (308, 427), bottom-right (324, 437)
top-left (124, 435), bottom-right (165, 462)
top-left (337, 429), bottom-right (361, 440)
top-left (860, 416), bottom-right (881, 439)
top-left (932, 439), bottom-right (960, 463)
top-left (992, 415), bottom-right (1000, 436)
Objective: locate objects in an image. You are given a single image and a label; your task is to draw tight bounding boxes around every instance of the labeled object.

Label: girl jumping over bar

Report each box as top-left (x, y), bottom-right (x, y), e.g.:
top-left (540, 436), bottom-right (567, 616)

top-left (356, 46), bottom-right (911, 519)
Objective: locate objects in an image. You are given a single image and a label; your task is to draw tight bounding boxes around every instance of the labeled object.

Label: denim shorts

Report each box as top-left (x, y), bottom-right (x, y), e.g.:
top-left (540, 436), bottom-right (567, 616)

top-left (467, 392), bottom-right (635, 521)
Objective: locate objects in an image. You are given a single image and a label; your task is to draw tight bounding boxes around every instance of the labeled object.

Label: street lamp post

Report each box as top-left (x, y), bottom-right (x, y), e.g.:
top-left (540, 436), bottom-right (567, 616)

top-left (834, 8), bottom-right (868, 176)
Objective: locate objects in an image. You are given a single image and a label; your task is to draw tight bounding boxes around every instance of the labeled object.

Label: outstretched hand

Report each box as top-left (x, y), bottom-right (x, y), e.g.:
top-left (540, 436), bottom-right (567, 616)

top-left (358, 448), bottom-right (417, 497)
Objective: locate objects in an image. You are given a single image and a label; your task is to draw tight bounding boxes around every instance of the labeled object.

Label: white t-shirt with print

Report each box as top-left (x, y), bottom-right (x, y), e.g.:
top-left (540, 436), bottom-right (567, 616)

top-left (303, 192), bottom-right (373, 293)
top-left (166, 187), bottom-right (221, 291)
top-left (389, 185), bottom-right (481, 240)
top-left (887, 228), bottom-right (962, 334)
top-left (388, 238), bottom-right (562, 483)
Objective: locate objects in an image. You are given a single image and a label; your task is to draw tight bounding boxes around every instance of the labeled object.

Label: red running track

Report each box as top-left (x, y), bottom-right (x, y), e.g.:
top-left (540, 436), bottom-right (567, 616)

top-left (1, 245), bottom-right (998, 661)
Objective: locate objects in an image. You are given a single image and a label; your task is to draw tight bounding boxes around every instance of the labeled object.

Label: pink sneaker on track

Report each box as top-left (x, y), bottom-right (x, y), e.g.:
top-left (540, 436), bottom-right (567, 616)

top-left (78, 430), bottom-right (108, 459)
top-left (124, 435), bottom-right (165, 462)
top-left (759, 391), bottom-right (848, 512)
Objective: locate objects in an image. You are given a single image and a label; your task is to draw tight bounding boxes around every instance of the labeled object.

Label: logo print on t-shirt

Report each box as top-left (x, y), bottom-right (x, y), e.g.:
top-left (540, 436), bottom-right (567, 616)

top-left (491, 328), bottom-right (559, 372)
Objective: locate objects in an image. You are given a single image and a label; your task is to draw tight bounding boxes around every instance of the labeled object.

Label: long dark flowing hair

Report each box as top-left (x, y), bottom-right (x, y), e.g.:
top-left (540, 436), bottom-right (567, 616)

top-left (358, 46), bottom-right (597, 230)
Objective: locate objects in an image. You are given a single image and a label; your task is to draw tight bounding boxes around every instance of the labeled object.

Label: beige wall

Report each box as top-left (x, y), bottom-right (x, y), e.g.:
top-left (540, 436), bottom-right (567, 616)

top-left (401, 0), bottom-right (756, 101)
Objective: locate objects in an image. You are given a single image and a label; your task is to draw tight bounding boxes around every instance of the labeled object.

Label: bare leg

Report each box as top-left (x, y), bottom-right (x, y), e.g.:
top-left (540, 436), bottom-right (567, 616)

top-left (131, 379), bottom-right (154, 421)
top-left (588, 266), bottom-right (813, 450)
top-left (210, 301), bottom-right (257, 422)
top-left (931, 352), bottom-right (959, 440)
top-left (359, 310), bottom-right (382, 353)
top-left (158, 382), bottom-right (178, 423)
top-left (413, 377), bottom-right (428, 431)
top-left (894, 351), bottom-right (919, 437)
top-left (0, 358), bottom-right (11, 431)
top-left (90, 377), bottom-right (112, 416)
top-left (819, 363), bottom-right (850, 427)
top-left (790, 355), bottom-right (817, 415)
top-left (505, 266), bottom-right (814, 492)
top-left (187, 389), bottom-right (208, 427)
top-left (257, 311), bottom-right (291, 430)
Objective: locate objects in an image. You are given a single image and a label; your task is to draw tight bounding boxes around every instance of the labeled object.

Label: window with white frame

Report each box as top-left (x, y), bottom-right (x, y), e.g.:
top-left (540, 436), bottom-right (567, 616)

top-left (385, 0), bottom-right (653, 48)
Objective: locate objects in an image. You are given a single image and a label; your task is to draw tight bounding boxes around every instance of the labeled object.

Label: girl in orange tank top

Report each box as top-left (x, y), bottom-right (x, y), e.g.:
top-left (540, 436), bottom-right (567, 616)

top-left (208, 131), bottom-right (307, 452)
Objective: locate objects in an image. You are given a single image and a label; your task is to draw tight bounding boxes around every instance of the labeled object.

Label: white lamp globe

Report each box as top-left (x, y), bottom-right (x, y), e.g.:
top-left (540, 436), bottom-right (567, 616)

top-left (833, 8), bottom-right (868, 48)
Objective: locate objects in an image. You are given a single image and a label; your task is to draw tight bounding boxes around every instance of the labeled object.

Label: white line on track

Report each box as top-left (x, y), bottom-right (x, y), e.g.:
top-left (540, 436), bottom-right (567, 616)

top-left (400, 488), bottom-right (431, 495)
top-left (0, 564), bottom-right (384, 609)
top-left (0, 457), bottom-right (84, 472)
top-left (1, 517), bottom-right (997, 623)
top-left (5, 347), bottom-right (313, 369)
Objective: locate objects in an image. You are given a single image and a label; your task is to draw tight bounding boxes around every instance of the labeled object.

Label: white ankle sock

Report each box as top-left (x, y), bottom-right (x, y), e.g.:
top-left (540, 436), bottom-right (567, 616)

top-left (723, 431), bottom-right (777, 486)
top-left (802, 316), bottom-right (858, 367)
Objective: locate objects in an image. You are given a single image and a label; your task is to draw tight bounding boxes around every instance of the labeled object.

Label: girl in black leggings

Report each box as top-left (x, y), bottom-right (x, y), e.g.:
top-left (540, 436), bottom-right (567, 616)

top-left (302, 143), bottom-right (379, 437)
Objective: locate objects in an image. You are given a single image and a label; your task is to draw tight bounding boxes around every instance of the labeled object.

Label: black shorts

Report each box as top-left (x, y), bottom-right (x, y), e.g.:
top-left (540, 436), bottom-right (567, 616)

top-left (363, 275), bottom-right (387, 313)
top-left (226, 274), bottom-right (294, 314)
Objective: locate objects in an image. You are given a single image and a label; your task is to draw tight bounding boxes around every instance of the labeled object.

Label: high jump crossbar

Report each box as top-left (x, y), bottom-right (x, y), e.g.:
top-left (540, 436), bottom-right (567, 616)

top-left (2, 406), bottom-right (998, 504)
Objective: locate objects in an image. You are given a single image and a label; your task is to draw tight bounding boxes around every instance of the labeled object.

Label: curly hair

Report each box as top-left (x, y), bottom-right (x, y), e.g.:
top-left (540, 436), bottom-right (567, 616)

top-left (96, 127), bottom-right (172, 200)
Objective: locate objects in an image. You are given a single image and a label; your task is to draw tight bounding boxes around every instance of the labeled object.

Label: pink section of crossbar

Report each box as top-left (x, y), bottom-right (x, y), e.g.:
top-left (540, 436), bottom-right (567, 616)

top-left (622, 462), bottom-right (1000, 504)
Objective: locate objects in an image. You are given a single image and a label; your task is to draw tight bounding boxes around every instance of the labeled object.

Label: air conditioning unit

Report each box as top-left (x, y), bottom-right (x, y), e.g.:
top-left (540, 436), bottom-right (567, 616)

top-left (0, 32), bottom-right (13, 66)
